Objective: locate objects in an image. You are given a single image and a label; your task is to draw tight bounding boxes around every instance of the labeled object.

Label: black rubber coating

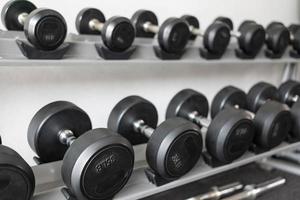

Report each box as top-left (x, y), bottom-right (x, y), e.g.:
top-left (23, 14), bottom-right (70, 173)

top-left (290, 101), bottom-right (300, 140)
top-left (211, 86), bottom-right (248, 118)
top-left (158, 17), bottom-right (190, 53)
top-left (278, 80), bottom-right (300, 107)
top-left (107, 95), bottom-right (158, 145)
top-left (131, 9), bottom-right (158, 38)
top-left (247, 82), bottom-right (279, 113)
top-left (181, 15), bottom-right (200, 40)
top-left (101, 16), bottom-right (135, 52)
top-left (147, 118), bottom-right (202, 179)
top-left (166, 89), bottom-right (209, 128)
top-left (1, 0), bottom-right (37, 30)
top-left (253, 101), bottom-right (291, 149)
top-left (289, 24), bottom-right (300, 51)
top-left (27, 101), bottom-right (92, 163)
top-left (238, 21), bottom-right (266, 56)
top-left (206, 107), bottom-right (255, 163)
top-left (215, 16), bottom-right (234, 30)
top-left (62, 128), bottom-right (134, 200)
top-left (0, 145), bottom-right (35, 200)
top-left (75, 8), bottom-right (106, 35)
top-left (265, 22), bottom-right (290, 55)
top-left (24, 8), bottom-right (67, 50)
top-left (203, 22), bottom-right (231, 56)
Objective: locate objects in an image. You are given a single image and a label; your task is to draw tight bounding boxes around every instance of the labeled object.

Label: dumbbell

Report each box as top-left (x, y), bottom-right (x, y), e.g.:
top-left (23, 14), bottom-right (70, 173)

top-left (131, 10), bottom-right (190, 54)
top-left (1, 0), bottom-right (67, 51)
top-left (166, 89), bottom-right (255, 164)
top-left (215, 17), bottom-right (266, 57)
top-left (288, 24), bottom-right (300, 55)
top-left (108, 96), bottom-right (202, 180)
top-left (265, 22), bottom-right (290, 57)
top-left (0, 136), bottom-right (35, 200)
top-left (211, 85), bottom-right (291, 150)
top-left (76, 8), bottom-right (135, 52)
top-left (27, 101), bottom-right (134, 200)
top-left (277, 80), bottom-right (300, 139)
top-left (181, 15), bottom-right (231, 57)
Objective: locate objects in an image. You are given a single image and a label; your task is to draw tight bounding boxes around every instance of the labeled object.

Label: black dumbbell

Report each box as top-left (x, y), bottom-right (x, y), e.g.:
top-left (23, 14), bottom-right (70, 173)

top-left (0, 136), bottom-right (35, 200)
top-left (27, 101), bottom-right (134, 200)
top-left (288, 24), bottom-right (300, 55)
top-left (1, 0), bottom-right (67, 50)
top-left (265, 22), bottom-right (290, 57)
top-left (76, 8), bottom-right (135, 52)
top-left (181, 15), bottom-right (231, 57)
top-left (108, 96), bottom-right (202, 180)
top-left (215, 17), bottom-right (266, 57)
top-left (166, 89), bottom-right (255, 164)
top-left (131, 10), bottom-right (190, 54)
top-left (211, 85), bottom-right (292, 150)
top-left (278, 80), bottom-right (300, 139)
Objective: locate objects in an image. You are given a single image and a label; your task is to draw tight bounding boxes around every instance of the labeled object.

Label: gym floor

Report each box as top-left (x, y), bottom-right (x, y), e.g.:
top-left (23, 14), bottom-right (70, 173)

top-left (144, 163), bottom-right (300, 200)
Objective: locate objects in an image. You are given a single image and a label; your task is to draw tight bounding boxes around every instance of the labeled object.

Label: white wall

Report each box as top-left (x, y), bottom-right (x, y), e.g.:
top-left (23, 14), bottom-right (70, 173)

top-left (0, 0), bottom-right (299, 165)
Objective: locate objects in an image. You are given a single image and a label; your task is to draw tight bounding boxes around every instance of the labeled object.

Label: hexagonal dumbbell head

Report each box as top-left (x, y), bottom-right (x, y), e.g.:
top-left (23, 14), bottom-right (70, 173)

top-left (28, 101), bottom-right (134, 199)
top-left (108, 95), bottom-right (203, 179)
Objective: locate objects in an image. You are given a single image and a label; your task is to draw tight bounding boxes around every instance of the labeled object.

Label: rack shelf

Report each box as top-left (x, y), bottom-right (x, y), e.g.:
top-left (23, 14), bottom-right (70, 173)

top-left (0, 32), bottom-right (298, 67)
top-left (32, 142), bottom-right (300, 200)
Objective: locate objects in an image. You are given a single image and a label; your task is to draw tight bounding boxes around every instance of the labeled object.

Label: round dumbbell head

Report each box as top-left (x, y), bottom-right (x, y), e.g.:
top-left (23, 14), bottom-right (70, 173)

top-left (203, 22), bottom-right (231, 55)
top-left (75, 8), bottom-right (106, 35)
top-left (24, 8), bottom-right (67, 50)
top-left (211, 86), bottom-right (247, 119)
top-left (181, 15), bottom-right (200, 40)
top-left (215, 16), bottom-right (234, 30)
top-left (0, 145), bottom-right (35, 200)
top-left (289, 24), bottom-right (300, 51)
top-left (27, 101), bottom-right (92, 163)
top-left (207, 108), bottom-right (255, 163)
top-left (265, 22), bottom-right (290, 54)
top-left (238, 21), bottom-right (266, 56)
top-left (62, 128), bottom-right (134, 200)
top-left (290, 101), bottom-right (300, 140)
top-left (147, 117), bottom-right (202, 179)
top-left (101, 16), bottom-right (135, 52)
top-left (131, 9), bottom-right (158, 38)
top-left (247, 82), bottom-right (279, 113)
top-left (254, 101), bottom-right (291, 149)
top-left (158, 17), bottom-right (190, 54)
top-left (1, 0), bottom-right (37, 30)
top-left (107, 96), bottom-right (158, 145)
top-left (166, 89), bottom-right (209, 128)
top-left (278, 80), bottom-right (300, 106)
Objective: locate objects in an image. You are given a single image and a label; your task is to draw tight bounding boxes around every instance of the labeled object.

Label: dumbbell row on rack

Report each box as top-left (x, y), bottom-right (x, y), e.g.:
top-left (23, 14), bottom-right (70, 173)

top-left (0, 0), bottom-right (299, 60)
top-left (1, 80), bottom-right (299, 200)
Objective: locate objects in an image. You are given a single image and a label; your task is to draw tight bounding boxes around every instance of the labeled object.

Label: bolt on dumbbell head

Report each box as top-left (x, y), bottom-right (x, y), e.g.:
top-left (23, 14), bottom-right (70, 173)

top-left (167, 89), bottom-right (255, 163)
top-left (108, 95), bottom-right (203, 179)
top-left (1, 0), bottom-right (37, 30)
top-left (265, 22), bottom-right (290, 55)
top-left (0, 144), bottom-right (35, 200)
top-left (212, 85), bottom-right (291, 149)
top-left (76, 8), bottom-right (135, 52)
top-left (28, 101), bottom-right (134, 200)
top-left (132, 10), bottom-right (190, 53)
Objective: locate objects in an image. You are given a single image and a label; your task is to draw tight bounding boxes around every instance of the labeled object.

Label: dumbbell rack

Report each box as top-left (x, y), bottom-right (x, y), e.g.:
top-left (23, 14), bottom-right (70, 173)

top-left (0, 30), bottom-right (299, 200)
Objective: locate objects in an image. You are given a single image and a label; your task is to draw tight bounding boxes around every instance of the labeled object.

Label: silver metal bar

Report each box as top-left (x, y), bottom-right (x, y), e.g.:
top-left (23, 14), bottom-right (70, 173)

top-left (89, 19), bottom-right (104, 32)
top-left (18, 13), bottom-right (28, 26)
top-left (188, 111), bottom-right (211, 128)
top-left (133, 119), bottom-right (154, 138)
top-left (57, 130), bottom-right (76, 146)
top-left (143, 22), bottom-right (159, 34)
